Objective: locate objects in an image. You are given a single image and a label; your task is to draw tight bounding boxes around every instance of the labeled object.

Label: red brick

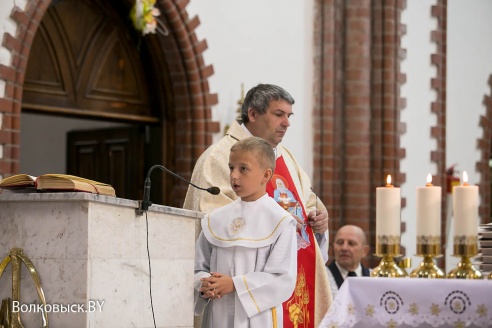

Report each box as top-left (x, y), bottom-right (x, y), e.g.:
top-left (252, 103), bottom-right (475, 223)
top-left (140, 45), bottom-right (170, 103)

top-left (0, 98), bottom-right (13, 113)
top-left (201, 65), bottom-right (214, 79)
top-left (11, 8), bottom-right (29, 27)
top-left (194, 39), bottom-right (208, 55)
top-left (0, 161), bottom-right (13, 175)
top-left (187, 15), bottom-right (200, 31)
top-left (0, 131), bottom-right (11, 143)
top-left (0, 65), bottom-right (16, 82)
top-left (176, 0), bottom-right (190, 11)
top-left (205, 93), bottom-right (218, 106)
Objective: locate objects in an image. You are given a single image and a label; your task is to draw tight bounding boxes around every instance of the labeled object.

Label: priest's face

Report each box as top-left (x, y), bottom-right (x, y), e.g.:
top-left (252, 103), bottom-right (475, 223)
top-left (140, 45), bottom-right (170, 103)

top-left (245, 100), bottom-right (293, 148)
top-left (333, 225), bottom-right (369, 272)
top-left (228, 150), bottom-right (271, 202)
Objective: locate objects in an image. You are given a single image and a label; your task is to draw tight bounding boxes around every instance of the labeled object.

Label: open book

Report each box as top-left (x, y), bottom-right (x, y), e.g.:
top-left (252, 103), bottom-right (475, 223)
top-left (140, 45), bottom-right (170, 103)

top-left (0, 174), bottom-right (115, 196)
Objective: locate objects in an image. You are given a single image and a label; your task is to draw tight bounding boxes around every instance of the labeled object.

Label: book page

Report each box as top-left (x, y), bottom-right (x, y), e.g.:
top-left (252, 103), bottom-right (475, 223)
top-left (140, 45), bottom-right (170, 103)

top-left (0, 174), bottom-right (37, 188)
top-left (36, 174), bottom-right (115, 196)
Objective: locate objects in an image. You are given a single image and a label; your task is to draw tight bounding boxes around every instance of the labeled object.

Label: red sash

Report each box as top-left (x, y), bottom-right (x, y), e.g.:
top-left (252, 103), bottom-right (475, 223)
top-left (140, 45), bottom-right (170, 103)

top-left (266, 155), bottom-right (317, 328)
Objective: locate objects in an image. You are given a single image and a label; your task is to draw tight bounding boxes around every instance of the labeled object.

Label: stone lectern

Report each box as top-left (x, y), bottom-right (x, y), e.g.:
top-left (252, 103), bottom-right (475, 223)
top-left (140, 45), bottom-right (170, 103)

top-left (0, 192), bottom-right (202, 328)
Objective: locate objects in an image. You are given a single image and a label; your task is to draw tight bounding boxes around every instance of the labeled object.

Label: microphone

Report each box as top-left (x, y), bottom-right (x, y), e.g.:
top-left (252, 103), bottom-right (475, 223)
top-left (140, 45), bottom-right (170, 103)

top-left (137, 164), bottom-right (220, 214)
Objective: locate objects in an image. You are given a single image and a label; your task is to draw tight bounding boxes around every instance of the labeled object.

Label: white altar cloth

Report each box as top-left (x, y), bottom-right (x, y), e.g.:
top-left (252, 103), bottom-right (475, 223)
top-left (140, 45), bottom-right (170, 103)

top-left (319, 277), bottom-right (491, 328)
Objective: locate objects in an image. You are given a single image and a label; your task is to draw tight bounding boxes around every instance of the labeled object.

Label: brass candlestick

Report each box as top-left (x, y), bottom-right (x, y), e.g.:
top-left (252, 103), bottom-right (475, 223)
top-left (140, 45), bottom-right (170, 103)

top-left (371, 242), bottom-right (408, 277)
top-left (410, 241), bottom-right (445, 278)
top-left (447, 237), bottom-right (483, 279)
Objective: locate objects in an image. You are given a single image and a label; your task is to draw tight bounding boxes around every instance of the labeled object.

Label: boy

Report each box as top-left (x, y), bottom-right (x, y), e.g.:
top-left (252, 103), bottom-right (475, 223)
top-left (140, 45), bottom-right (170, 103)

top-left (194, 136), bottom-right (298, 327)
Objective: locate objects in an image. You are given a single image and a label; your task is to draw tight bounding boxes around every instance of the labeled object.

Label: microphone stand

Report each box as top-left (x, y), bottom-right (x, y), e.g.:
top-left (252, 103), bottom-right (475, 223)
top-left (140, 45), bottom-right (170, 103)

top-left (136, 164), bottom-right (220, 215)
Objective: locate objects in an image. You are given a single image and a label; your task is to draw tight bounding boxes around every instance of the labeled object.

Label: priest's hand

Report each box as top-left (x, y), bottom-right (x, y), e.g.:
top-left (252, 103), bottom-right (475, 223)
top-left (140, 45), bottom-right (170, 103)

top-left (307, 209), bottom-right (328, 234)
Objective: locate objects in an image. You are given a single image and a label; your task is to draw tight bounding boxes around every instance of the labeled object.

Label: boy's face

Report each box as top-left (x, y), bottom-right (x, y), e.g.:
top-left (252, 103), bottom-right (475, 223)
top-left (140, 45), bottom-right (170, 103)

top-left (228, 150), bottom-right (271, 202)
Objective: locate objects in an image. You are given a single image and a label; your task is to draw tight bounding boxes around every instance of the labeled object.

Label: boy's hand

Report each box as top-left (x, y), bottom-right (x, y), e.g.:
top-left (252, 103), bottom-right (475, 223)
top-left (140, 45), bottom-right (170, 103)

top-left (292, 214), bottom-right (304, 231)
top-left (200, 272), bottom-right (235, 300)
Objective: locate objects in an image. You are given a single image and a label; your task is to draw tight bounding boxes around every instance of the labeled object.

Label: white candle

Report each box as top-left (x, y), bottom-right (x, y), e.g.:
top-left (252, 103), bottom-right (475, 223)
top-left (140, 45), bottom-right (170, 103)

top-left (416, 174), bottom-right (441, 237)
top-left (453, 171), bottom-right (479, 237)
top-left (376, 175), bottom-right (401, 238)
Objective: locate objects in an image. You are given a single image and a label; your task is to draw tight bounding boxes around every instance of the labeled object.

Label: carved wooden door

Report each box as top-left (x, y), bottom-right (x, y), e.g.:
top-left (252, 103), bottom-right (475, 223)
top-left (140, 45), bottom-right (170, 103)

top-left (22, 0), bottom-right (157, 121)
top-left (22, 0), bottom-right (166, 202)
top-left (67, 126), bottom-right (147, 200)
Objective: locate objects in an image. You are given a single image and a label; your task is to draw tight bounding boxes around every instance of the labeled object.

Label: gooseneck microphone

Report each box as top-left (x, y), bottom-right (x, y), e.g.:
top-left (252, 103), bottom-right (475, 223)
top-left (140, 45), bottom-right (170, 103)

top-left (138, 164), bottom-right (220, 214)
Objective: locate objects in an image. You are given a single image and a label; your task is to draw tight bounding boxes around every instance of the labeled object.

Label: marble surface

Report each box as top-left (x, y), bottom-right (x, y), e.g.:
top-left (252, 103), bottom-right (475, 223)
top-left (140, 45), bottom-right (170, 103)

top-left (0, 193), bottom-right (203, 328)
top-left (0, 191), bottom-right (203, 219)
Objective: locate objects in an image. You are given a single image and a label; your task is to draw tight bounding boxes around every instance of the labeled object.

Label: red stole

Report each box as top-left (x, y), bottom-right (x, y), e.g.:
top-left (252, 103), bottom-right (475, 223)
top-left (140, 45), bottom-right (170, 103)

top-left (266, 155), bottom-right (317, 328)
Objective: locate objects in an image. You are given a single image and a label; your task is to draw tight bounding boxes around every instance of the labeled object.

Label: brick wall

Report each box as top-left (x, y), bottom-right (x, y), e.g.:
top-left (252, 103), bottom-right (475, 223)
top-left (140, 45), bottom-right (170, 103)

top-left (313, 0), bottom-right (345, 256)
top-left (0, 1), bottom-right (51, 179)
top-left (314, 0), bottom-right (407, 266)
top-left (477, 75), bottom-right (492, 224)
top-left (158, 0), bottom-right (219, 205)
top-left (430, 0), bottom-right (448, 266)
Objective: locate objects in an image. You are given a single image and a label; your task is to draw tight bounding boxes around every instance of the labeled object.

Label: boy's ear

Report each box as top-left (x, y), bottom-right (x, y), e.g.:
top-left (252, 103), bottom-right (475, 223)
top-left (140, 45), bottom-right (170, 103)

top-left (263, 168), bottom-right (273, 183)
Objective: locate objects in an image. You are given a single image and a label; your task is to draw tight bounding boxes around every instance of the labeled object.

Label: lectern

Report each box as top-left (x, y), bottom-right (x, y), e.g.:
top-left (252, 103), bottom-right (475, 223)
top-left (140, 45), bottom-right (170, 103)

top-left (0, 192), bottom-right (202, 328)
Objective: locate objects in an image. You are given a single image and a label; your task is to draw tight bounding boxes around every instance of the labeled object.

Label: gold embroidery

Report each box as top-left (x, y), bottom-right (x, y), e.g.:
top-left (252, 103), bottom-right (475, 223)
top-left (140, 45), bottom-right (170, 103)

top-left (229, 217), bottom-right (246, 235)
top-left (430, 303), bottom-right (441, 316)
top-left (477, 304), bottom-right (487, 317)
top-left (347, 303), bottom-right (355, 315)
top-left (287, 266), bottom-right (309, 327)
top-left (271, 307), bottom-right (277, 328)
top-left (451, 300), bottom-right (463, 313)
top-left (243, 275), bottom-right (260, 313)
top-left (453, 319), bottom-right (466, 328)
top-left (207, 214), bottom-right (290, 242)
top-left (388, 300), bottom-right (397, 311)
top-left (365, 304), bottom-right (375, 317)
top-left (409, 303), bottom-right (419, 315)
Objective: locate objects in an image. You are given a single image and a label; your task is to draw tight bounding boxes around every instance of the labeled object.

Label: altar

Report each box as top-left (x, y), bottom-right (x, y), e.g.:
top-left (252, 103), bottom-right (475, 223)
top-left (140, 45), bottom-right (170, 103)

top-left (0, 192), bottom-right (202, 328)
top-left (319, 277), bottom-right (492, 328)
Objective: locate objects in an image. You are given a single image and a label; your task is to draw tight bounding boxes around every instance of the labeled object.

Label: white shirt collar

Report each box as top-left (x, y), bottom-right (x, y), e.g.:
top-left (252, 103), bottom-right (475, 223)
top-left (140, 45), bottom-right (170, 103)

top-left (335, 261), bottom-right (363, 279)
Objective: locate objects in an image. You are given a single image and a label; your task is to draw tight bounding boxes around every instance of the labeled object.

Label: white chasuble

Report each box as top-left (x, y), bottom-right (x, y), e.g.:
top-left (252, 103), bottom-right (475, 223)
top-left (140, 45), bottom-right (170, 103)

top-left (194, 194), bottom-right (297, 328)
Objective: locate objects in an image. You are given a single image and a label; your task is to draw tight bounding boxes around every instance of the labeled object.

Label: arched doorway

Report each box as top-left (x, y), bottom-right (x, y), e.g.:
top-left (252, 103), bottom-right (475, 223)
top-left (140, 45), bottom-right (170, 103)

top-left (1, 0), bottom-right (219, 207)
top-left (22, 0), bottom-right (163, 201)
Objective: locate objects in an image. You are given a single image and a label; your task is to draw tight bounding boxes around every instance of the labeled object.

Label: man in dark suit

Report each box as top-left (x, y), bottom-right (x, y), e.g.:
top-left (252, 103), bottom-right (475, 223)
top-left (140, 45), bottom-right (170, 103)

top-left (326, 225), bottom-right (370, 299)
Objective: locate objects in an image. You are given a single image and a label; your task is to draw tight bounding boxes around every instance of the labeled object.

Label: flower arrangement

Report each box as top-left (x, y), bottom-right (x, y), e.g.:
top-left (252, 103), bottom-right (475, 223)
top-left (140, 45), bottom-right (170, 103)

top-left (130, 0), bottom-right (168, 36)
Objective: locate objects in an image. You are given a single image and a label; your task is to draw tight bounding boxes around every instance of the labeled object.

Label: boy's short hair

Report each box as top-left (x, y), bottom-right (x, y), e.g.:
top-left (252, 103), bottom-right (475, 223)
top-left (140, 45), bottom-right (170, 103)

top-left (230, 137), bottom-right (276, 172)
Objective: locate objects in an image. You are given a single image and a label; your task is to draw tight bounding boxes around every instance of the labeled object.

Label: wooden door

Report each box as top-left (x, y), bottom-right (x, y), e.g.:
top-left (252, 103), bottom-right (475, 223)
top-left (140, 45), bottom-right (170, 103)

top-left (22, 0), bottom-right (159, 122)
top-left (21, 0), bottom-right (171, 204)
top-left (67, 127), bottom-right (146, 200)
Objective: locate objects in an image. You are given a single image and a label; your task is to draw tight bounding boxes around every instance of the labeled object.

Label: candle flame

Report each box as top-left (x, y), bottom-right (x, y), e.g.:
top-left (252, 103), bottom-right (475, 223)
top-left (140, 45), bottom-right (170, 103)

top-left (426, 173), bottom-right (432, 185)
top-left (462, 171), bottom-right (468, 184)
top-left (386, 175), bottom-right (392, 185)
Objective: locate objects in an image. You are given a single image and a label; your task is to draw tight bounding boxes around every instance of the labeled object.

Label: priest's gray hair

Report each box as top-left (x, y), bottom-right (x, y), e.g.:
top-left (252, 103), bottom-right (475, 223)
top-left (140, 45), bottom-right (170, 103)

top-left (230, 137), bottom-right (276, 172)
top-left (240, 84), bottom-right (295, 124)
